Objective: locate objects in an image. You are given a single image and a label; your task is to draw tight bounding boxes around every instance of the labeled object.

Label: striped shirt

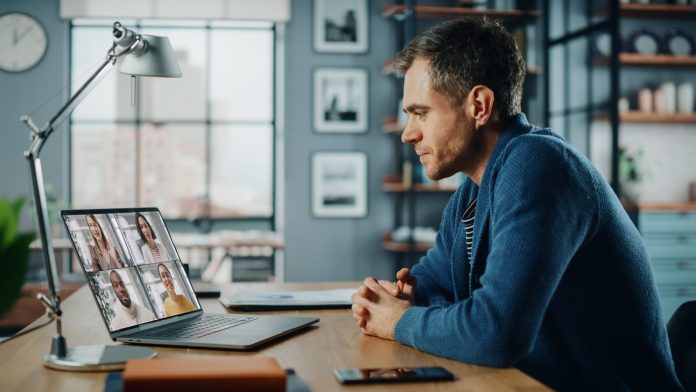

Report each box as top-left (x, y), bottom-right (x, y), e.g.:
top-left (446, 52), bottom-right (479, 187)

top-left (151, 246), bottom-right (163, 262)
top-left (461, 196), bottom-right (477, 265)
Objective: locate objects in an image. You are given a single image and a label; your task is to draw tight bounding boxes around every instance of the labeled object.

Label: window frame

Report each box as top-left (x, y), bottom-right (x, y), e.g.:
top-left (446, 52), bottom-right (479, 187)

top-left (67, 19), bottom-right (277, 227)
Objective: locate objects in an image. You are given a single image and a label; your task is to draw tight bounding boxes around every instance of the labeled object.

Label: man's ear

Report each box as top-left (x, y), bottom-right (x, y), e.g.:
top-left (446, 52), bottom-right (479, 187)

top-left (467, 85), bottom-right (495, 129)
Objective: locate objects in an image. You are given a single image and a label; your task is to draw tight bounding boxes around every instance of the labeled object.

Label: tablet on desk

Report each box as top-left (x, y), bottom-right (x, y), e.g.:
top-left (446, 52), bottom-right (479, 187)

top-left (190, 280), bottom-right (221, 298)
top-left (220, 288), bottom-right (355, 310)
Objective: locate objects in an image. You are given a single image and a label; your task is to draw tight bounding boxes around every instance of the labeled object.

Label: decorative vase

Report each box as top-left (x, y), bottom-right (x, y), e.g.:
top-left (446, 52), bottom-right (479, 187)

top-left (621, 181), bottom-right (642, 203)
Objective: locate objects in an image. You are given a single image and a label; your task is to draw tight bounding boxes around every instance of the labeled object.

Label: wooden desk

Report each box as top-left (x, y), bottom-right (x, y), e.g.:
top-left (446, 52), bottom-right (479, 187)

top-left (0, 282), bottom-right (548, 391)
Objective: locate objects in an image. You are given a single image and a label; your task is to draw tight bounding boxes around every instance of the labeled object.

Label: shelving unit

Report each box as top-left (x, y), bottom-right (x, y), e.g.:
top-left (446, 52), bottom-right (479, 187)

top-left (626, 204), bottom-right (696, 320)
top-left (546, 1), bottom-right (696, 319)
top-left (381, 1), bottom-right (542, 268)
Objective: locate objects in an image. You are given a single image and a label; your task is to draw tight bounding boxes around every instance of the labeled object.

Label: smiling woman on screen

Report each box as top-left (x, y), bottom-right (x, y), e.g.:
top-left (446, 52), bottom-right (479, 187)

top-left (86, 214), bottom-right (125, 271)
top-left (158, 263), bottom-right (196, 317)
top-left (136, 212), bottom-right (171, 263)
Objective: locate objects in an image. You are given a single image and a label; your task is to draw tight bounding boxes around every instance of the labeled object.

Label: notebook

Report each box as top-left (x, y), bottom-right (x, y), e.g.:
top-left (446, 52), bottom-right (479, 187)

top-left (61, 207), bottom-right (318, 350)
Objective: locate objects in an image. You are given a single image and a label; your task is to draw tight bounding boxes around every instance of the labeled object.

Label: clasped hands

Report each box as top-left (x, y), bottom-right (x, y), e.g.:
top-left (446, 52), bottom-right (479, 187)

top-left (351, 268), bottom-right (416, 340)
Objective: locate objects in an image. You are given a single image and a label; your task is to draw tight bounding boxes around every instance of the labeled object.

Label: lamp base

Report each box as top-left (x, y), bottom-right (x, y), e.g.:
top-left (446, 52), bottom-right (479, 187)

top-left (44, 345), bottom-right (156, 371)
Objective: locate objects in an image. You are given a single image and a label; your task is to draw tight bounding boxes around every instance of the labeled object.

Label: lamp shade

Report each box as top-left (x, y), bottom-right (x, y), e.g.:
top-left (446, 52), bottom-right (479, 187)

top-left (118, 35), bottom-right (182, 77)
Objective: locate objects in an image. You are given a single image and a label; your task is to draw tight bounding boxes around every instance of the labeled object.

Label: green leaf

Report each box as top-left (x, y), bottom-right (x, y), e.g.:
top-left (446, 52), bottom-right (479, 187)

top-left (0, 232), bottom-right (34, 316)
top-left (0, 198), bottom-right (19, 252)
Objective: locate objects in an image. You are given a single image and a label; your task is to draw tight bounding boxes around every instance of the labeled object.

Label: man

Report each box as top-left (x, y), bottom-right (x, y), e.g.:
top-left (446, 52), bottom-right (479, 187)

top-left (109, 270), bottom-right (156, 330)
top-left (351, 18), bottom-right (682, 391)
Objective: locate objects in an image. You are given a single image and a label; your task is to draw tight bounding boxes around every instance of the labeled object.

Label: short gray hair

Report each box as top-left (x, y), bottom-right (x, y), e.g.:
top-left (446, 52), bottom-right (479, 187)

top-left (394, 17), bottom-right (525, 118)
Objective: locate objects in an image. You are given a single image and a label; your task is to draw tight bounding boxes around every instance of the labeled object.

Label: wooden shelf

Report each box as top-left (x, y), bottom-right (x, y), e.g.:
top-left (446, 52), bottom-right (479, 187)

top-left (596, 3), bottom-right (696, 19)
top-left (383, 182), bottom-right (458, 193)
top-left (383, 59), bottom-right (542, 76)
top-left (382, 4), bottom-right (540, 20)
top-left (594, 112), bottom-right (696, 123)
top-left (383, 173), bottom-right (458, 193)
top-left (382, 233), bottom-right (433, 253)
top-left (383, 116), bottom-right (404, 133)
top-left (596, 53), bottom-right (696, 67)
top-left (623, 202), bottom-right (696, 212)
top-left (620, 2), bottom-right (696, 18)
top-left (382, 59), bottom-right (397, 75)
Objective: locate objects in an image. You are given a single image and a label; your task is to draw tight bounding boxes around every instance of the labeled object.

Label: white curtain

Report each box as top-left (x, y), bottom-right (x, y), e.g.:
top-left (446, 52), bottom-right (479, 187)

top-left (60, 0), bottom-right (291, 22)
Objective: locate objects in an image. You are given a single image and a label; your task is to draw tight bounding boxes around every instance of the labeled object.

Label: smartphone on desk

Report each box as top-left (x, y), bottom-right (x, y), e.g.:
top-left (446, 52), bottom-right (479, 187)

top-left (333, 366), bottom-right (455, 384)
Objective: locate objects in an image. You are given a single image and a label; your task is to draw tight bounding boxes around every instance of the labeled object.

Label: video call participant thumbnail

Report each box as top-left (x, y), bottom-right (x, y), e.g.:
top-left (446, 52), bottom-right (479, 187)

top-left (158, 263), bottom-right (197, 317)
top-left (109, 270), bottom-right (156, 330)
top-left (136, 212), bottom-right (171, 263)
top-left (86, 214), bottom-right (125, 271)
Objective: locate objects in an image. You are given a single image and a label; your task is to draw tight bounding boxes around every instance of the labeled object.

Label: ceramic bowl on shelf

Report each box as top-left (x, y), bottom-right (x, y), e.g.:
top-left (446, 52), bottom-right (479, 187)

top-left (593, 32), bottom-right (612, 57)
top-left (626, 29), bottom-right (660, 55)
top-left (661, 29), bottom-right (694, 56)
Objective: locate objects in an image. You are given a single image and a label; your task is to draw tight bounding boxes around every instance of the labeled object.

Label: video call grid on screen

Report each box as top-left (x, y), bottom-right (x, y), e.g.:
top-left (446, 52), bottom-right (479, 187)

top-left (62, 208), bottom-right (201, 333)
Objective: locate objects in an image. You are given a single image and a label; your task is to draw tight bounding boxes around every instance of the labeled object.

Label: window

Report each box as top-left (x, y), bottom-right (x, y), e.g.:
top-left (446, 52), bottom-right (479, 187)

top-left (70, 20), bottom-right (275, 220)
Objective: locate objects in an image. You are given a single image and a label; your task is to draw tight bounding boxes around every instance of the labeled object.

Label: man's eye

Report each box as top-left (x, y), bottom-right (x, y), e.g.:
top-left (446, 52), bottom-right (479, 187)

top-left (415, 112), bottom-right (425, 119)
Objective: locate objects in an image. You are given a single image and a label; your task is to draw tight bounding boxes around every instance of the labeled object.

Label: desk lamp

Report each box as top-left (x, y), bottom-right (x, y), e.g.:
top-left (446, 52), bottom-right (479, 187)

top-left (22, 21), bottom-right (182, 371)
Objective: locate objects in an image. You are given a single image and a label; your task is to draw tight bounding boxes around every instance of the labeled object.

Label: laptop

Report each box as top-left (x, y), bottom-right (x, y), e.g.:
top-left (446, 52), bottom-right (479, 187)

top-left (61, 207), bottom-right (318, 350)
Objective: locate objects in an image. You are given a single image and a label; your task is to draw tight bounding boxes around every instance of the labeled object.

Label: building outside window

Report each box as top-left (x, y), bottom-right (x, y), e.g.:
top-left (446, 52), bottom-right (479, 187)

top-left (70, 19), bottom-right (275, 221)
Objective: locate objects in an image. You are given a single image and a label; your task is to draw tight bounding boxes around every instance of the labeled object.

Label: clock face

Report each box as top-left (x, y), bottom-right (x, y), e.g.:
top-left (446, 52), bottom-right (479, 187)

top-left (0, 12), bottom-right (48, 72)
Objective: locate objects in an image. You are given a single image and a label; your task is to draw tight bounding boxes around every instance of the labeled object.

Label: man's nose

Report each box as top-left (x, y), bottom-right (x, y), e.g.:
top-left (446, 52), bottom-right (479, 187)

top-left (401, 119), bottom-right (420, 144)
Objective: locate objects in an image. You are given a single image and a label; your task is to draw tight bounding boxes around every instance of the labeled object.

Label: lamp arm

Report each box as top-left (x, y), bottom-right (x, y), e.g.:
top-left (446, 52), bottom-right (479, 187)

top-left (24, 49), bottom-right (118, 160)
top-left (21, 43), bottom-right (118, 331)
top-left (47, 51), bottom-right (117, 133)
top-left (18, 22), bottom-right (171, 365)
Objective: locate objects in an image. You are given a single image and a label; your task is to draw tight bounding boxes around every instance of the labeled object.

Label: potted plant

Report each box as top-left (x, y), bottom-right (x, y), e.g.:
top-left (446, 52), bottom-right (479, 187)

top-left (0, 197), bottom-right (35, 317)
top-left (619, 146), bottom-right (650, 203)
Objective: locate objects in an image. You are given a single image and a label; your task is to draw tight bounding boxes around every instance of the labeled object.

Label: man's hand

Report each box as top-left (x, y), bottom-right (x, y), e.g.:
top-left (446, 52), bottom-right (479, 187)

top-left (365, 268), bottom-right (417, 300)
top-left (351, 275), bottom-right (414, 340)
top-left (352, 268), bottom-right (417, 331)
top-left (394, 268), bottom-right (417, 300)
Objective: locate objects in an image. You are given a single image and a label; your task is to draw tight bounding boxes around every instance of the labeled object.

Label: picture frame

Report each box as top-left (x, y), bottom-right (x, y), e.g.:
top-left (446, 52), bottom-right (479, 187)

top-left (313, 0), bottom-right (368, 53)
top-left (313, 67), bottom-right (368, 133)
top-left (311, 152), bottom-right (368, 218)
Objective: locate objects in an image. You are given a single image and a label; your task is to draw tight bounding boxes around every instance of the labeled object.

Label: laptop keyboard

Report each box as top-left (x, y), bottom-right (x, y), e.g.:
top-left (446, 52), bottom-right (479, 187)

top-left (144, 313), bottom-right (259, 339)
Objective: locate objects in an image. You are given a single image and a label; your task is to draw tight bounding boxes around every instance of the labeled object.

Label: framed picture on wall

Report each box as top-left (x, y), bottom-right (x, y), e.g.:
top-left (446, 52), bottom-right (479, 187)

top-left (313, 0), bottom-right (368, 53)
top-left (312, 152), bottom-right (367, 218)
top-left (313, 67), bottom-right (368, 133)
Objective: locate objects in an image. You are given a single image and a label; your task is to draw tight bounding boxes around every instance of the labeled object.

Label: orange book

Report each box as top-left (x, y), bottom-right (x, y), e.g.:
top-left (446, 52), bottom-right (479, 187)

top-left (123, 356), bottom-right (287, 392)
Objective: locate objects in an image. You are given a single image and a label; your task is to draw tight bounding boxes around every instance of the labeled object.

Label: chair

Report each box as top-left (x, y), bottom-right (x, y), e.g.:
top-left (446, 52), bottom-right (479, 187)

top-left (667, 301), bottom-right (696, 392)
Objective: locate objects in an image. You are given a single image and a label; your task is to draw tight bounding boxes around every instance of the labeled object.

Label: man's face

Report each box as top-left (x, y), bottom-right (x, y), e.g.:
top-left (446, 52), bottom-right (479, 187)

top-left (110, 272), bottom-right (131, 308)
top-left (401, 58), bottom-right (479, 181)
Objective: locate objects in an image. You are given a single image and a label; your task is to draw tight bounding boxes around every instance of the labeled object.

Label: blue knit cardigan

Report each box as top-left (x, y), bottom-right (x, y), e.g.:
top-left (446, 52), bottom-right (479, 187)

top-left (393, 113), bottom-right (682, 391)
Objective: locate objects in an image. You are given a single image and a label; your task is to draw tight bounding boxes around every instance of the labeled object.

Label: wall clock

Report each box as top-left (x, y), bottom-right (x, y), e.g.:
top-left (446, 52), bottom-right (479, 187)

top-left (0, 12), bottom-right (48, 73)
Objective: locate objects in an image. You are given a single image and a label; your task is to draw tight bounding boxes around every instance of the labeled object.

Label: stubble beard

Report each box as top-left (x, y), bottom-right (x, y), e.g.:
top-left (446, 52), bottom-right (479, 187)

top-left (120, 297), bottom-right (132, 308)
top-left (426, 131), bottom-right (476, 182)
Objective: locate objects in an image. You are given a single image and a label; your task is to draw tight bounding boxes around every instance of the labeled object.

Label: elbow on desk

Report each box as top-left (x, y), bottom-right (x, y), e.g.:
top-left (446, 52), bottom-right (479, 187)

top-left (396, 305), bottom-right (536, 367)
top-left (458, 331), bottom-right (534, 368)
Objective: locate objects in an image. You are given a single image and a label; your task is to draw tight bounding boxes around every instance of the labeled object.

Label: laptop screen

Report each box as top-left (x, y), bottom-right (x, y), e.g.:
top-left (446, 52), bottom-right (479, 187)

top-left (62, 208), bottom-right (201, 333)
